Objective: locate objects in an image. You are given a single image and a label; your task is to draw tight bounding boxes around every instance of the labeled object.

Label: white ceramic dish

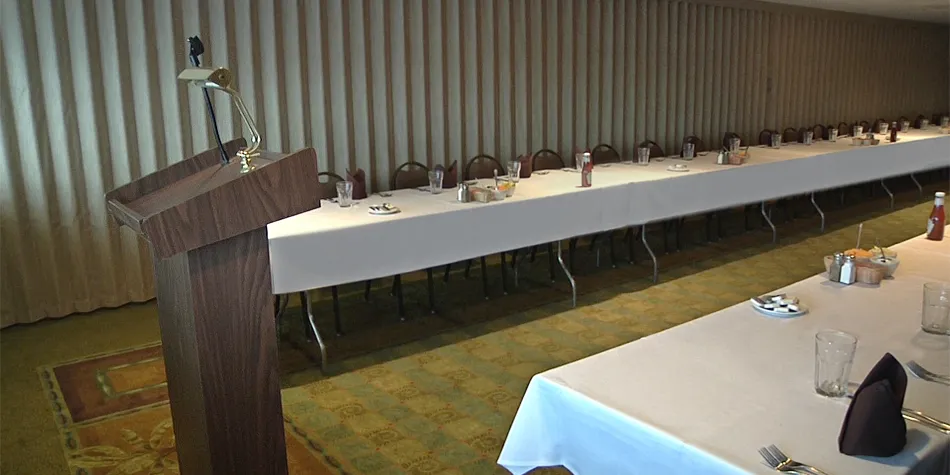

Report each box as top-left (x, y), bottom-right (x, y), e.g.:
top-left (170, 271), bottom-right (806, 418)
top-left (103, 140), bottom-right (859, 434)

top-left (750, 294), bottom-right (807, 318)
top-left (368, 204), bottom-right (400, 215)
top-left (667, 164), bottom-right (689, 172)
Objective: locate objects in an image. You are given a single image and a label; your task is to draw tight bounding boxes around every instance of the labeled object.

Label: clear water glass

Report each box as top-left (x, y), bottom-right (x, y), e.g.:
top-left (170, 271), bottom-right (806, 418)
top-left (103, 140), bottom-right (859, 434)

top-left (828, 128), bottom-right (838, 142)
top-left (428, 169), bottom-right (444, 194)
top-left (729, 137), bottom-right (741, 152)
top-left (852, 125), bottom-right (863, 137)
top-left (878, 122), bottom-right (889, 134)
top-left (336, 181), bottom-right (353, 207)
top-left (922, 282), bottom-right (950, 335)
top-left (575, 152), bottom-right (586, 172)
top-left (771, 133), bottom-right (782, 148)
top-left (901, 120), bottom-right (910, 131)
top-left (814, 329), bottom-right (857, 398)
top-left (637, 147), bottom-right (651, 166)
top-left (682, 142), bottom-right (695, 160)
top-left (507, 160), bottom-right (522, 183)
top-left (940, 116), bottom-right (949, 127)
top-left (803, 131), bottom-right (814, 145)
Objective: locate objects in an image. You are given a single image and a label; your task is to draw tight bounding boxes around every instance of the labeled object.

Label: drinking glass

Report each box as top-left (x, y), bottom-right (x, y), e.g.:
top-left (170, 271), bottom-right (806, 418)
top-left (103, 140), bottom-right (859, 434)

top-left (814, 329), bottom-right (857, 398)
top-left (921, 119), bottom-right (930, 128)
top-left (575, 152), bottom-right (587, 172)
top-left (682, 142), bottom-right (695, 160)
top-left (828, 128), bottom-right (838, 142)
top-left (803, 131), bottom-right (814, 145)
top-left (878, 122), bottom-right (889, 134)
top-left (428, 169), bottom-right (444, 194)
top-left (901, 120), bottom-right (910, 131)
top-left (336, 181), bottom-right (353, 207)
top-left (729, 137), bottom-right (741, 152)
top-left (637, 147), bottom-right (651, 166)
top-left (771, 133), bottom-right (782, 148)
top-left (852, 125), bottom-right (863, 137)
top-left (507, 160), bottom-right (522, 183)
top-left (940, 116), bottom-right (949, 128)
top-left (922, 282), bottom-right (950, 335)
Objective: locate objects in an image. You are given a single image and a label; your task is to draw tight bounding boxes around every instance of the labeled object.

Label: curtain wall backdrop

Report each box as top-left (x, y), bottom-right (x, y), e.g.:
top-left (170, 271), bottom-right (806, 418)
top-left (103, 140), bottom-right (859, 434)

top-left (1, 0), bottom-right (947, 327)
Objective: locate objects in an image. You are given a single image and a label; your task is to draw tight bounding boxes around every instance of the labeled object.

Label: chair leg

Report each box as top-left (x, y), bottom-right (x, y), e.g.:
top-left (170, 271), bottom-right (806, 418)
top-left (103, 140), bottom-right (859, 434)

top-left (587, 234), bottom-right (600, 252)
top-left (676, 218), bottom-right (685, 250)
top-left (569, 238), bottom-right (578, 273)
top-left (625, 228), bottom-right (637, 264)
top-left (364, 280), bottom-right (372, 301)
top-left (608, 232), bottom-right (617, 267)
top-left (394, 275), bottom-right (405, 321)
top-left (547, 242), bottom-right (556, 282)
top-left (298, 291), bottom-right (313, 342)
top-left (443, 264), bottom-right (452, 283)
top-left (716, 211), bottom-right (724, 239)
top-left (510, 250), bottom-right (518, 269)
top-left (480, 256), bottom-right (489, 300)
top-left (426, 268), bottom-right (435, 314)
top-left (529, 245), bottom-right (538, 263)
top-left (464, 260), bottom-right (473, 279)
top-left (500, 252), bottom-right (509, 295)
top-left (705, 213), bottom-right (715, 242)
top-left (331, 286), bottom-right (342, 336)
top-left (390, 276), bottom-right (398, 296)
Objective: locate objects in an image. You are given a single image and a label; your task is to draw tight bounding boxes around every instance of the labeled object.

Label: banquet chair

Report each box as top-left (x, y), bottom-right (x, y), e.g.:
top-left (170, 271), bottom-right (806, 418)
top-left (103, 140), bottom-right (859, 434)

top-left (837, 121), bottom-right (851, 136)
top-left (858, 120), bottom-right (871, 133)
top-left (757, 129), bottom-right (776, 146)
top-left (363, 161), bottom-right (436, 319)
top-left (287, 172), bottom-right (349, 338)
top-left (576, 144), bottom-right (624, 270)
top-left (722, 132), bottom-right (743, 151)
top-left (516, 149), bottom-right (566, 282)
top-left (781, 128), bottom-right (798, 144)
top-left (914, 114), bottom-right (926, 129)
top-left (873, 118), bottom-right (887, 133)
top-left (812, 124), bottom-right (826, 141)
top-left (682, 135), bottom-right (706, 156)
top-left (442, 155), bottom-right (509, 297)
top-left (824, 124), bottom-right (837, 140)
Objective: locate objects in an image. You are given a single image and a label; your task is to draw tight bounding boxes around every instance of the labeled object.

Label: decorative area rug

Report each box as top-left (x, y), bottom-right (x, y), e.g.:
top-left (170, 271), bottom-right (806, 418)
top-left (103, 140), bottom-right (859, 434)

top-left (38, 343), bottom-right (343, 475)
top-left (38, 196), bottom-right (935, 475)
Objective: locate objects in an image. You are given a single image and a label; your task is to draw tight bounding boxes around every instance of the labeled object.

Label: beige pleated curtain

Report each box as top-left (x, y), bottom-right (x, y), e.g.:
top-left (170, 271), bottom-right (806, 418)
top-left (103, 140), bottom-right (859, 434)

top-left (1, 0), bottom-right (947, 327)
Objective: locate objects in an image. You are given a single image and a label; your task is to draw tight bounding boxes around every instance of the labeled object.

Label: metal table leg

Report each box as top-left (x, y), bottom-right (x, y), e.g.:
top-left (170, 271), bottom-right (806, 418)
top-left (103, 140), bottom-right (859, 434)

top-left (810, 192), bottom-right (825, 233)
top-left (641, 224), bottom-right (658, 284)
top-left (556, 240), bottom-right (577, 308)
top-left (761, 201), bottom-right (776, 243)
top-left (300, 290), bottom-right (328, 373)
top-left (881, 178), bottom-right (894, 209)
top-left (910, 173), bottom-right (922, 200)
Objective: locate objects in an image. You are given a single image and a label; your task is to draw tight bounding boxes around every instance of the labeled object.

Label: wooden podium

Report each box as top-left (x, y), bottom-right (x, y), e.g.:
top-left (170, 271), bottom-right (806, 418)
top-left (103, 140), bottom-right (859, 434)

top-left (106, 139), bottom-right (320, 474)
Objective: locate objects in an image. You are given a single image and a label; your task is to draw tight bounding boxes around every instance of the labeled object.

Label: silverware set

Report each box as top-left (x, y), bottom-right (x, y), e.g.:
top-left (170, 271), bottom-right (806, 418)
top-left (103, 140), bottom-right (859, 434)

top-left (758, 445), bottom-right (830, 474)
top-left (906, 360), bottom-right (950, 386)
top-left (845, 382), bottom-right (950, 434)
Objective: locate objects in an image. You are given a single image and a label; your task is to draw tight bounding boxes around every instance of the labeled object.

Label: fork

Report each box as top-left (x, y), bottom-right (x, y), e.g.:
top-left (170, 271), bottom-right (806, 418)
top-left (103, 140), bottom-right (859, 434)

top-left (907, 361), bottom-right (950, 386)
top-left (758, 445), bottom-right (830, 475)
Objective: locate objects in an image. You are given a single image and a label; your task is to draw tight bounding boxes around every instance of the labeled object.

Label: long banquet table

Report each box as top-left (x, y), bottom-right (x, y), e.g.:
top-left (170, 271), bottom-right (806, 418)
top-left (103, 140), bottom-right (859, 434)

top-left (497, 230), bottom-right (950, 474)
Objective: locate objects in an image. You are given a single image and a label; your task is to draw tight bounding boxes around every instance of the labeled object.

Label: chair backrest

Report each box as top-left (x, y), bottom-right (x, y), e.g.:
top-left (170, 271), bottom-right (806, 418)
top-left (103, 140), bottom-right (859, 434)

top-left (914, 114), bottom-right (926, 128)
top-left (812, 124), bottom-right (826, 141)
top-left (316, 172), bottom-right (344, 200)
top-left (637, 140), bottom-right (665, 158)
top-left (837, 122), bottom-right (851, 135)
top-left (391, 162), bottom-right (430, 190)
top-left (591, 144), bottom-right (621, 164)
top-left (873, 118), bottom-right (887, 132)
top-left (465, 154), bottom-right (505, 180)
top-left (682, 135), bottom-right (706, 154)
top-left (531, 149), bottom-right (565, 171)
top-left (721, 132), bottom-right (741, 150)
top-left (858, 120), bottom-right (870, 131)
top-left (781, 128), bottom-right (798, 144)
top-left (757, 129), bottom-right (775, 146)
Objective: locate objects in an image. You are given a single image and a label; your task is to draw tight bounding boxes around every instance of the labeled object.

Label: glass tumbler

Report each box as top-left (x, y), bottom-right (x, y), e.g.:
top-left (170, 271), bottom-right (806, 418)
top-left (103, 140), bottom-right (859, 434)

top-left (682, 142), bottom-right (695, 160)
top-left (922, 282), bottom-right (950, 335)
top-left (852, 125), bottom-right (863, 137)
top-left (336, 181), bottom-right (353, 207)
top-left (803, 131), bottom-right (814, 145)
top-left (729, 137), bottom-right (741, 152)
top-left (428, 169), bottom-right (444, 194)
top-left (828, 128), bottom-right (838, 142)
top-left (814, 329), bottom-right (857, 398)
top-left (507, 160), bottom-right (522, 183)
top-left (878, 122), bottom-right (889, 134)
top-left (637, 147), bottom-right (651, 166)
top-left (901, 120), bottom-right (911, 131)
top-left (771, 133), bottom-right (782, 148)
top-left (940, 116), bottom-right (949, 128)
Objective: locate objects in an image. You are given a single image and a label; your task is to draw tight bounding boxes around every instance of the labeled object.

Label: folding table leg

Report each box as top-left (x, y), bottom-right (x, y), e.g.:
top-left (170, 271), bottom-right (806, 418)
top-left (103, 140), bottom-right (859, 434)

top-left (556, 240), bottom-right (577, 308)
top-left (300, 291), bottom-right (328, 373)
top-left (880, 179), bottom-right (894, 209)
top-left (331, 286), bottom-right (343, 336)
top-left (464, 260), bottom-right (473, 279)
top-left (761, 201), bottom-right (777, 244)
top-left (910, 173), bottom-right (922, 200)
top-left (810, 192), bottom-right (825, 233)
top-left (480, 256), bottom-right (489, 300)
top-left (642, 224), bottom-right (658, 284)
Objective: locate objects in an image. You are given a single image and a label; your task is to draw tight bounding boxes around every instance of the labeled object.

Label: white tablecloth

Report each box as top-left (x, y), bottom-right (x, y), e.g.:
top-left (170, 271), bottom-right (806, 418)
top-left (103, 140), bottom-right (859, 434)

top-left (267, 130), bottom-right (949, 293)
top-left (498, 232), bottom-right (950, 475)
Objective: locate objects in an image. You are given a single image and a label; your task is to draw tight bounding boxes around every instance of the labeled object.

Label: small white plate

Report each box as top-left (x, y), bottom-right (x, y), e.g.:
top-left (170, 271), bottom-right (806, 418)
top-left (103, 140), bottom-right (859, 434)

top-left (667, 164), bottom-right (689, 172)
top-left (534, 170), bottom-right (550, 175)
top-left (368, 204), bottom-right (400, 215)
top-left (750, 295), bottom-right (807, 318)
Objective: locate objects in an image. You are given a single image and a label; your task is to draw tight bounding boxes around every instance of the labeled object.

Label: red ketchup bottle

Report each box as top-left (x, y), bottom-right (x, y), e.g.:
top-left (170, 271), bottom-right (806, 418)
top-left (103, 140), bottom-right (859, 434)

top-left (926, 191), bottom-right (945, 241)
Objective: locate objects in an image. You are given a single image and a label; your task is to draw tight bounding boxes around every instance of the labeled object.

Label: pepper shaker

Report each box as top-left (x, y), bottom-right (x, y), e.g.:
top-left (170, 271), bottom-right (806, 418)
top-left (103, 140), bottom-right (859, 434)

top-left (457, 182), bottom-right (470, 202)
top-left (829, 253), bottom-right (844, 282)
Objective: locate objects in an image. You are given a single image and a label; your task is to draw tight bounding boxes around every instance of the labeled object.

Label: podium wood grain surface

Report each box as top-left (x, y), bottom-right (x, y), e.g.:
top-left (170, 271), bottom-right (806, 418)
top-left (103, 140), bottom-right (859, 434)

top-left (107, 140), bottom-right (320, 474)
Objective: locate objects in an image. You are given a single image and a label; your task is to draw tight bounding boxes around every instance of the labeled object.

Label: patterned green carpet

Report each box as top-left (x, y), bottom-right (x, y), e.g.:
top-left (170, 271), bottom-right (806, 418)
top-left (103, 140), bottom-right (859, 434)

top-left (278, 189), bottom-right (942, 474)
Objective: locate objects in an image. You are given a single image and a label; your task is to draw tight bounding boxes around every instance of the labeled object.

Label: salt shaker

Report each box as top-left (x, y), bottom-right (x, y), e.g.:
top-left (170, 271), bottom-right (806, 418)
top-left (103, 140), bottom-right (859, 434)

top-left (457, 182), bottom-right (470, 202)
top-left (839, 255), bottom-right (856, 284)
top-left (829, 253), bottom-right (844, 282)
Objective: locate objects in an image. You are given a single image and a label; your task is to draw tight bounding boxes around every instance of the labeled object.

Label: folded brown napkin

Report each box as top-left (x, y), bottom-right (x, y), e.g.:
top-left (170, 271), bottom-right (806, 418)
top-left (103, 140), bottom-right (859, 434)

top-left (440, 160), bottom-right (458, 188)
top-left (346, 168), bottom-right (368, 199)
top-left (838, 353), bottom-right (908, 457)
top-left (518, 154), bottom-right (532, 178)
